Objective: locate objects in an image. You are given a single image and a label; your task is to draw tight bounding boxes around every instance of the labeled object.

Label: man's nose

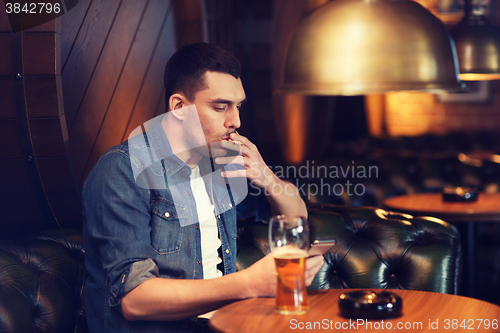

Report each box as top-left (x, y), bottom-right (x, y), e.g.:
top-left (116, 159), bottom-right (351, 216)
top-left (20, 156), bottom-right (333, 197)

top-left (225, 106), bottom-right (241, 129)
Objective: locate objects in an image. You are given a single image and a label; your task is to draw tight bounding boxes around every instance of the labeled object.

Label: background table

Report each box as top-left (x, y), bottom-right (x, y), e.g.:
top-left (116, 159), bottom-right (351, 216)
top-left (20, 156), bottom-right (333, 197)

top-left (384, 192), bottom-right (500, 298)
top-left (209, 289), bottom-right (500, 333)
top-left (383, 192), bottom-right (500, 222)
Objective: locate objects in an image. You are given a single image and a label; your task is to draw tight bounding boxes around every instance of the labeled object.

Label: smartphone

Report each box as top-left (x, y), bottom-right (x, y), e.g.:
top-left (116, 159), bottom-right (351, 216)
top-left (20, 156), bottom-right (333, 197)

top-left (308, 239), bottom-right (336, 257)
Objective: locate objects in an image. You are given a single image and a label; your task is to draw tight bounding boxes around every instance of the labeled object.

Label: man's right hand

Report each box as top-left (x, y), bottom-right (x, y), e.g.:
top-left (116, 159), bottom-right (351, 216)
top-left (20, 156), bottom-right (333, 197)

top-left (240, 252), bottom-right (325, 298)
top-left (240, 254), bottom-right (277, 298)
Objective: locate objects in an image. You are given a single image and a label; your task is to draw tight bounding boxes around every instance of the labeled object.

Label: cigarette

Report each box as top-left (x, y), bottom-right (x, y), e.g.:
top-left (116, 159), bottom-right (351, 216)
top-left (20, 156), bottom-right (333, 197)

top-left (226, 138), bottom-right (243, 146)
top-left (225, 132), bottom-right (242, 146)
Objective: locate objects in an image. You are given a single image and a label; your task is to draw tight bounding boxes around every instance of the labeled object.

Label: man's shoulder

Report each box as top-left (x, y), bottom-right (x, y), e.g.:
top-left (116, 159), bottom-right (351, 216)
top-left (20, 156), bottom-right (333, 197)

top-left (97, 132), bottom-right (153, 167)
top-left (101, 140), bottom-right (131, 158)
top-left (85, 134), bottom-right (150, 178)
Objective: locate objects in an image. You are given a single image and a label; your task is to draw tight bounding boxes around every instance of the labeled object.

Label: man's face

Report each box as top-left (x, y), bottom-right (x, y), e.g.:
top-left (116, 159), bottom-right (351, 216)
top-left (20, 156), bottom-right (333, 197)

top-left (187, 71), bottom-right (246, 158)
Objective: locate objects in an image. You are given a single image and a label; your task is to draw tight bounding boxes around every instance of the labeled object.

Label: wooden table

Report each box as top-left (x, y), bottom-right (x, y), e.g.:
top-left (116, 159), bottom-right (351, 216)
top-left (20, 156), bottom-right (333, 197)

top-left (384, 192), bottom-right (500, 298)
top-left (209, 289), bottom-right (500, 333)
top-left (383, 192), bottom-right (500, 222)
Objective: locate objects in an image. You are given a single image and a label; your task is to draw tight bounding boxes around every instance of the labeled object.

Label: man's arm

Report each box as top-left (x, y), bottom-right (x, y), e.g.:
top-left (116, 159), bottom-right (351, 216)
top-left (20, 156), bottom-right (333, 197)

top-left (121, 253), bottom-right (324, 321)
top-left (121, 133), bottom-right (321, 322)
top-left (216, 132), bottom-right (307, 217)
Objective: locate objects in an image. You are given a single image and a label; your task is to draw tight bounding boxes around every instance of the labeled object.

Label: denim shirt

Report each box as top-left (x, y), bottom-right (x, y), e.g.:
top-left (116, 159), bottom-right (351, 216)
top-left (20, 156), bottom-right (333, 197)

top-left (82, 117), bottom-right (270, 333)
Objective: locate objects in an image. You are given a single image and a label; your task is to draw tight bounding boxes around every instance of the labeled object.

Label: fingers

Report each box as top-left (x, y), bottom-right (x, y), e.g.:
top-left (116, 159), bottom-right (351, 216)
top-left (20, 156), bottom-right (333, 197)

top-left (219, 133), bottom-right (275, 188)
top-left (305, 255), bottom-right (325, 285)
top-left (221, 169), bottom-right (247, 178)
top-left (215, 155), bottom-right (245, 165)
top-left (306, 254), bottom-right (324, 271)
top-left (231, 132), bottom-right (256, 150)
top-left (220, 139), bottom-right (244, 153)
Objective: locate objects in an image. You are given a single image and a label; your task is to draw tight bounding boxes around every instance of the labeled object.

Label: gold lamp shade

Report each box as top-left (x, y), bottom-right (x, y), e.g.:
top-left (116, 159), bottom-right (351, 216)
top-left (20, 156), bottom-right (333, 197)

top-left (278, 0), bottom-right (464, 95)
top-left (450, 6), bottom-right (500, 81)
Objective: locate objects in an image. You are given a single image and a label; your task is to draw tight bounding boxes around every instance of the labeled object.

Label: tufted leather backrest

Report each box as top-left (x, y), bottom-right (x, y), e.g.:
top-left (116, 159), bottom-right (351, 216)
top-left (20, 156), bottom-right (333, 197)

top-left (0, 206), bottom-right (462, 333)
top-left (237, 204), bottom-right (462, 295)
top-left (0, 228), bottom-right (87, 333)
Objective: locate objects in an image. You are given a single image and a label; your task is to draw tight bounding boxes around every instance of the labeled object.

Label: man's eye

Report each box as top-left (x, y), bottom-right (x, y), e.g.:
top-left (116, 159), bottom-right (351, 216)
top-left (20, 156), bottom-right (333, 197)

top-left (215, 106), bottom-right (227, 111)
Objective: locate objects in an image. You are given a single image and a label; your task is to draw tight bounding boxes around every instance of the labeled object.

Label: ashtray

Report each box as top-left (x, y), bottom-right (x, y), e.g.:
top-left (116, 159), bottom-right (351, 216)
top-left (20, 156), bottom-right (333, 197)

top-left (442, 187), bottom-right (478, 202)
top-left (339, 290), bottom-right (402, 319)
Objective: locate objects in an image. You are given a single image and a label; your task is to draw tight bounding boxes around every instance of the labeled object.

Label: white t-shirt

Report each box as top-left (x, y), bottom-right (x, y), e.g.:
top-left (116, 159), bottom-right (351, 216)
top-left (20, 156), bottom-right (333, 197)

top-left (189, 165), bottom-right (223, 279)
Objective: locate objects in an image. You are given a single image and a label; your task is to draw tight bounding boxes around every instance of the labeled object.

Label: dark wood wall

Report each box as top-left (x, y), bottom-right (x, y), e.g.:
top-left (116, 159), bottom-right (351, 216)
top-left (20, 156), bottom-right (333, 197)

top-left (0, 8), bottom-right (79, 236)
top-left (0, 0), bottom-right (204, 237)
top-left (61, 0), bottom-right (177, 185)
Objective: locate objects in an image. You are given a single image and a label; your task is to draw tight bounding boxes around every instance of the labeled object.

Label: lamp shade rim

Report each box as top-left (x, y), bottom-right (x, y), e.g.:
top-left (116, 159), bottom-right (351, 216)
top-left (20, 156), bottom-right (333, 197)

top-left (275, 81), bottom-right (466, 96)
top-left (280, 0), bottom-right (462, 95)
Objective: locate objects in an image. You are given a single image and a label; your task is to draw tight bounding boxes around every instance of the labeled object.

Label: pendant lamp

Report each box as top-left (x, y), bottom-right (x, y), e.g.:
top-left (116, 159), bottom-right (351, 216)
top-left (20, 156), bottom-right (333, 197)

top-left (277, 0), bottom-right (464, 96)
top-left (450, 0), bottom-right (500, 81)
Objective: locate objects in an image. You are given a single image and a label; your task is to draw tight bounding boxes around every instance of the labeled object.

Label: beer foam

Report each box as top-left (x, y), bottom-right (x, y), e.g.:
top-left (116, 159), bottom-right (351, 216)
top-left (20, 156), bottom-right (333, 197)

top-left (273, 247), bottom-right (308, 259)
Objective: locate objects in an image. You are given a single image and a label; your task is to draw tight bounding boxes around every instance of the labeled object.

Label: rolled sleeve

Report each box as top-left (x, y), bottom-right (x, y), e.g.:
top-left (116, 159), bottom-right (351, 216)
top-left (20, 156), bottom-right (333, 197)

top-left (83, 146), bottom-right (160, 307)
top-left (123, 258), bottom-right (159, 295)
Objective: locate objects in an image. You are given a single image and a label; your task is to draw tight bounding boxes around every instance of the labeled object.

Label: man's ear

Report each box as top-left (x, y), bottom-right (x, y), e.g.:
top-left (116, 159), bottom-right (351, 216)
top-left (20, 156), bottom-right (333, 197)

top-left (169, 93), bottom-right (186, 120)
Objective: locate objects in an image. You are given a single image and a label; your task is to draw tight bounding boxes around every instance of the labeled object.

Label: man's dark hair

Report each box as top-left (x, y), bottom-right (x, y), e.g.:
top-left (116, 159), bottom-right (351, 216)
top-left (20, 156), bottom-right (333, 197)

top-left (164, 43), bottom-right (241, 108)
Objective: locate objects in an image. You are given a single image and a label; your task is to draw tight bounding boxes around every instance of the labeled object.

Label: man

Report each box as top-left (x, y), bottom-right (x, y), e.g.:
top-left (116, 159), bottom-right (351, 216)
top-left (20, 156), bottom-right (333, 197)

top-left (82, 43), bottom-right (323, 333)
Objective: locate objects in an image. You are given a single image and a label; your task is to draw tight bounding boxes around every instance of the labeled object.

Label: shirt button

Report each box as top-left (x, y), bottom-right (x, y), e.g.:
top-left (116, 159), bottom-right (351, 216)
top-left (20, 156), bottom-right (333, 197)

top-left (164, 212), bottom-right (170, 218)
top-left (195, 225), bottom-right (199, 230)
top-left (229, 203), bottom-right (233, 208)
top-left (187, 191), bottom-right (191, 196)
top-left (225, 249), bottom-right (229, 254)
top-left (197, 261), bottom-right (201, 265)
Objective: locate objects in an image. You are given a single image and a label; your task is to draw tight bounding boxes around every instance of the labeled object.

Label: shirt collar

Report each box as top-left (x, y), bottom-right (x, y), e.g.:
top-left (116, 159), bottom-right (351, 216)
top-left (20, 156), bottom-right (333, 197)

top-left (147, 115), bottom-right (191, 178)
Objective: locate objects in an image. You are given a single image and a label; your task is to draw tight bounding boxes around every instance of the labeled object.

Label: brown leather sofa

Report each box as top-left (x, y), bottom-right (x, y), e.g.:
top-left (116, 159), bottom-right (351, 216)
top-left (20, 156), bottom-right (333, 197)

top-left (0, 228), bottom-right (87, 333)
top-left (0, 204), bottom-right (462, 333)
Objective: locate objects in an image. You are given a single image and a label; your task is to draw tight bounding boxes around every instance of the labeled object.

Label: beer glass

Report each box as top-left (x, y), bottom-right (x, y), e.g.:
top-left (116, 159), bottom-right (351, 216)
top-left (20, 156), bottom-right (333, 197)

top-left (269, 215), bottom-right (310, 315)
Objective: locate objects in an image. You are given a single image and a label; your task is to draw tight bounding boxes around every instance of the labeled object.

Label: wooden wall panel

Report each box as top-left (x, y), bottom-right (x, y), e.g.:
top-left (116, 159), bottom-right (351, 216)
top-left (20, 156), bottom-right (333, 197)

top-left (0, 120), bottom-right (23, 158)
top-left (0, 34), bottom-right (11, 75)
top-left (46, 191), bottom-right (82, 226)
top-left (0, 2), bottom-right (11, 32)
top-left (22, 10), bottom-right (59, 32)
top-left (1, 0), bottom-right (207, 236)
top-left (270, 0), bottom-right (333, 164)
top-left (83, 0), bottom-right (175, 179)
top-left (25, 76), bottom-right (62, 117)
top-left (30, 118), bottom-right (67, 157)
top-left (61, 0), bottom-right (92, 67)
top-left (172, 0), bottom-right (206, 47)
top-left (23, 33), bottom-right (60, 75)
top-left (69, 0), bottom-right (149, 180)
top-left (153, 90), bottom-right (167, 118)
top-left (0, 160), bottom-right (31, 193)
top-left (0, 193), bottom-right (47, 235)
top-left (122, 3), bottom-right (176, 140)
top-left (0, 77), bottom-right (15, 118)
top-left (62, 0), bottom-right (122, 129)
top-left (37, 158), bottom-right (77, 192)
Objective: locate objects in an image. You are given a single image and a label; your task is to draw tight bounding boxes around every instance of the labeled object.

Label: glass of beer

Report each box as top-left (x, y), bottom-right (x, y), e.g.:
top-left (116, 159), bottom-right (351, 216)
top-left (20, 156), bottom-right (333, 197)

top-left (269, 215), bottom-right (310, 315)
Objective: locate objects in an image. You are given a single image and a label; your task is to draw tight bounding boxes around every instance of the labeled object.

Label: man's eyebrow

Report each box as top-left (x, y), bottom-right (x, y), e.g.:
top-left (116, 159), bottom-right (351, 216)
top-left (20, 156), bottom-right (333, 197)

top-left (209, 98), bottom-right (247, 104)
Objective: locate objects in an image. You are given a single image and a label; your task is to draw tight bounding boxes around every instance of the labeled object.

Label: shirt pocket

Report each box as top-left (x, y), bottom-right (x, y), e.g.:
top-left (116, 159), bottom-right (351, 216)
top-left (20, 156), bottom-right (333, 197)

top-left (150, 199), bottom-right (184, 254)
